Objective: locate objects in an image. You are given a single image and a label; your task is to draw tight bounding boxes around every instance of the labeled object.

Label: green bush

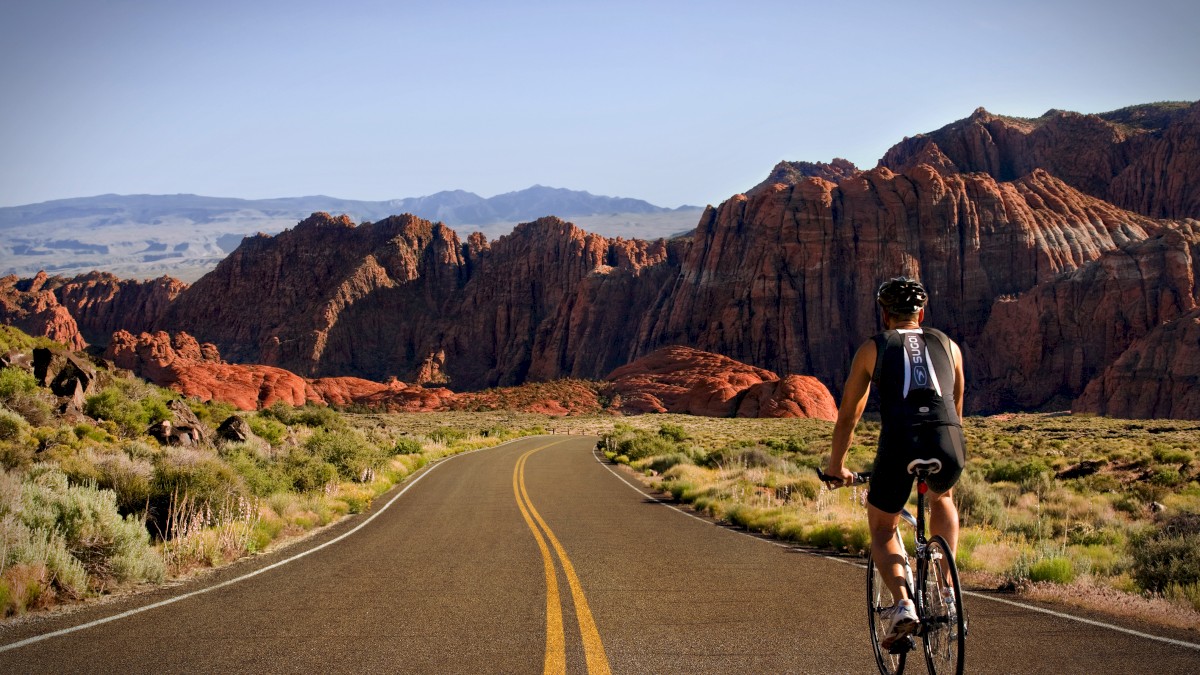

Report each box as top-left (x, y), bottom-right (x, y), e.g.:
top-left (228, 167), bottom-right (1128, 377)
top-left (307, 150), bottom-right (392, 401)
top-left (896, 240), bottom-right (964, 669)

top-left (986, 459), bottom-right (1052, 485)
top-left (283, 450), bottom-right (339, 492)
top-left (17, 466), bottom-right (164, 589)
top-left (0, 406), bottom-right (29, 442)
top-left (615, 432), bottom-right (677, 461)
top-left (658, 424), bottom-right (689, 443)
top-left (1028, 556), bottom-right (1076, 584)
top-left (222, 447), bottom-right (290, 497)
top-left (247, 415), bottom-right (287, 445)
top-left (954, 472), bottom-right (1004, 527)
top-left (646, 452), bottom-right (691, 474)
top-left (1130, 514), bottom-right (1200, 594)
top-left (94, 452), bottom-right (155, 515)
top-left (0, 369), bottom-right (53, 426)
top-left (262, 403), bottom-right (342, 431)
top-left (393, 438), bottom-right (423, 455)
top-left (429, 427), bottom-right (468, 444)
top-left (85, 387), bottom-right (149, 436)
top-left (0, 368), bottom-right (38, 400)
top-left (304, 429), bottom-right (386, 481)
top-left (153, 449), bottom-right (247, 513)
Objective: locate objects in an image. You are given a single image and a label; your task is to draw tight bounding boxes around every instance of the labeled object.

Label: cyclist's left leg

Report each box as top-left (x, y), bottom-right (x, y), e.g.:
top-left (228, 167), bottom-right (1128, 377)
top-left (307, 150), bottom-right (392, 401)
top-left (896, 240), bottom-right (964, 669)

top-left (867, 503), bottom-right (909, 604)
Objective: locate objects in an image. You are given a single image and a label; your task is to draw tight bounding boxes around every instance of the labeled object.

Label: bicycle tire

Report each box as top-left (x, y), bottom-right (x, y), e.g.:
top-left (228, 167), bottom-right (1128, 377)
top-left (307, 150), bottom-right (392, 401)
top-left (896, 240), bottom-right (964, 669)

top-left (918, 535), bottom-right (965, 674)
top-left (866, 554), bottom-right (909, 674)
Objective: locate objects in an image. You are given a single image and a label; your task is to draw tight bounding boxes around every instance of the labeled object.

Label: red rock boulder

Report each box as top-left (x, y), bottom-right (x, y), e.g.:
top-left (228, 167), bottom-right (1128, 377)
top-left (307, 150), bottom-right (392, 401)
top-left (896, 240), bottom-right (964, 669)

top-left (604, 346), bottom-right (835, 419)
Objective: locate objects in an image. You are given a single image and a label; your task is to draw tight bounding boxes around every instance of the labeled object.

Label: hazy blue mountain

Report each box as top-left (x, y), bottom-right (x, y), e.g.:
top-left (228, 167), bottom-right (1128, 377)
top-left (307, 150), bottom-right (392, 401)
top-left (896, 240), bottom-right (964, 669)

top-left (0, 188), bottom-right (703, 281)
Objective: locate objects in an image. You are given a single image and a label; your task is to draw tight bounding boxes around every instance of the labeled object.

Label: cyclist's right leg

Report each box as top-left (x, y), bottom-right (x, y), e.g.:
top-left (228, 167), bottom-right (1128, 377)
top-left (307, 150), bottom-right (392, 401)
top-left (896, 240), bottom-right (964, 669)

top-left (868, 503), bottom-right (909, 603)
top-left (928, 488), bottom-right (959, 555)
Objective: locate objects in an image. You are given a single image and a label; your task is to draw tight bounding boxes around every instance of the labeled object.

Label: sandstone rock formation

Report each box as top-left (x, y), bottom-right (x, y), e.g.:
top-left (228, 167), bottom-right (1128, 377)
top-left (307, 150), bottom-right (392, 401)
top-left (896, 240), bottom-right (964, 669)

top-left (604, 346), bottom-right (836, 420)
top-left (0, 273), bottom-right (85, 350)
top-left (880, 102), bottom-right (1200, 220)
top-left (1074, 309), bottom-right (1200, 418)
top-left (973, 222), bottom-right (1200, 411)
top-left (54, 272), bottom-right (186, 345)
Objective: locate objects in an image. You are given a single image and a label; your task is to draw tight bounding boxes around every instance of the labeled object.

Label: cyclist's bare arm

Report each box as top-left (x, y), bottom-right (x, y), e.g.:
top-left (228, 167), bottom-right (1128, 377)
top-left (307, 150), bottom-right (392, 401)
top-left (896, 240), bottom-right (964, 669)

top-left (827, 339), bottom-right (876, 484)
top-left (950, 340), bottom-right (964, 419)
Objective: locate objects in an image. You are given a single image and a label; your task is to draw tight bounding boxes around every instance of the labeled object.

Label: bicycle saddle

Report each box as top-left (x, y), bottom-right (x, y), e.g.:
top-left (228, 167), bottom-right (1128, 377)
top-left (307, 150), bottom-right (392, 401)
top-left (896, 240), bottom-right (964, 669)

top-left (906, 458), bottom-right (943, 475)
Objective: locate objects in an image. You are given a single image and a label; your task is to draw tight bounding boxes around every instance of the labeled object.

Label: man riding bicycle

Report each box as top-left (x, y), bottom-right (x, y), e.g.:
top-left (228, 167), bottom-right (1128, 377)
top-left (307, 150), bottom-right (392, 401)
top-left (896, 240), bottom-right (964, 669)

top-left (824, 277), bottom-right (966, 649)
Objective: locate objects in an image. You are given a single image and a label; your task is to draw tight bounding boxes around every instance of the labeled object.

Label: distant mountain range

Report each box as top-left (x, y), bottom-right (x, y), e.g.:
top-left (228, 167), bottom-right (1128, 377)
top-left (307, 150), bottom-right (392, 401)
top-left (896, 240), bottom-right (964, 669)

top-left (0, 187), bottom-right (703, 281)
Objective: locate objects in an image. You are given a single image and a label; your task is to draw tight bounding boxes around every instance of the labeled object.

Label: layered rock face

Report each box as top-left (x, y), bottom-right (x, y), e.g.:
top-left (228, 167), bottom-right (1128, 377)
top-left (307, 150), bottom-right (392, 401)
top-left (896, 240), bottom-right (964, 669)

top-left (1074, 309), bottom-right (1200, 419)
top-left (880, 102), bottom-right (1200, 220)
top-left (974, 223), bottom-right (1200, 412)
top-left (634, 166), bottom-right (1162, 397)
top-left (0, 273), bottom-right (86, 350)
top-left (54, 272), bottom-right (185, 344)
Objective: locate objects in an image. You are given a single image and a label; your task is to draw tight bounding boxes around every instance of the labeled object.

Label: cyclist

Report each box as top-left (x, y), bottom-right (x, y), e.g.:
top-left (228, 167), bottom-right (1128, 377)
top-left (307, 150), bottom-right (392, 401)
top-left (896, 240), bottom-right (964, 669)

top-left (824, 277), bottom-right (966, 649)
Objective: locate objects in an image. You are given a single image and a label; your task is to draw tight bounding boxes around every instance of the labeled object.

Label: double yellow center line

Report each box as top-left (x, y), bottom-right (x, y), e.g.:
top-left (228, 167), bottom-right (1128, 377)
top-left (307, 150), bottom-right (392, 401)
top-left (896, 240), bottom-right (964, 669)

top-left (513, 444), bottom-right (611, 675)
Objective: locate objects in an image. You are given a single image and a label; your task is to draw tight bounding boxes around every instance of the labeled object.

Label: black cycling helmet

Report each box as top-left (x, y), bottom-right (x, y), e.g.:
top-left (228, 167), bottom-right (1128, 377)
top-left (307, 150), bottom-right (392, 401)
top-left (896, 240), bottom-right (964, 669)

top-left (876, 277), bottom-right (928, 315)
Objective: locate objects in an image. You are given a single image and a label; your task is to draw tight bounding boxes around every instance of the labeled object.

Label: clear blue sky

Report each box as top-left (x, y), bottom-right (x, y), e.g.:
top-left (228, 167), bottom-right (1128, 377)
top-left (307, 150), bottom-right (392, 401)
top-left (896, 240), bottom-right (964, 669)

top-left (2, 0), bottom-right (1197, 208)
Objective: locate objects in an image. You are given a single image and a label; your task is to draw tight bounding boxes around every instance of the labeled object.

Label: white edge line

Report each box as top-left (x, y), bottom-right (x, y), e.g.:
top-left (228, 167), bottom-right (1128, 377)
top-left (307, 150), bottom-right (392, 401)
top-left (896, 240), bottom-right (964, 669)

top-left (590, 446), bottom-right (1200, 653)
top-left (0, 438), bottom-right (526, 654)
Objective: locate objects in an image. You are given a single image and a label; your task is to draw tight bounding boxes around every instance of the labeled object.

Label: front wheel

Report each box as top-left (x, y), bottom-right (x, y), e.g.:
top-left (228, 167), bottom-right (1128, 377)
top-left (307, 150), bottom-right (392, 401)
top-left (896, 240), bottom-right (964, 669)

top-left (867, 554), bottom-right (909, 674)
top-left (919, 535), bottom-right (965, 674)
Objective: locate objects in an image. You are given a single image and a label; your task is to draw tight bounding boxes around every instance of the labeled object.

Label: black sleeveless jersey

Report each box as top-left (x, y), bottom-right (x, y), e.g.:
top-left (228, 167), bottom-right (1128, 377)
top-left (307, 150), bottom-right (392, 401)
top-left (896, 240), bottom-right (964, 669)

top-left (871, 327), bottom-right (961, 441)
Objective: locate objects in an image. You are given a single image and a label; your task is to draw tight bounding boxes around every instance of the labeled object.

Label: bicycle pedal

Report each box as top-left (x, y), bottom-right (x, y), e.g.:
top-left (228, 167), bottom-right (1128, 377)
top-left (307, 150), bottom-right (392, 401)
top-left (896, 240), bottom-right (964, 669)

top-left (887, 636), bottom-right (915, 654)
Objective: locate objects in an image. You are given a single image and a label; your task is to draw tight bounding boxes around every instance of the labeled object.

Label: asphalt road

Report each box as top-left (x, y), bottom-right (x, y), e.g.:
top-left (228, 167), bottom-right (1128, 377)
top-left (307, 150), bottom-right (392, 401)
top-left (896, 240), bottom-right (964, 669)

top-left (1, 436), bottom-right (1197, 673)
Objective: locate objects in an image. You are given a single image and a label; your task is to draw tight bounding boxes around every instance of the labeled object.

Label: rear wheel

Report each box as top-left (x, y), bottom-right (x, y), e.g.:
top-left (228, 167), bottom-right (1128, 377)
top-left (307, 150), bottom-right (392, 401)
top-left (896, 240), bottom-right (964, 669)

top-left (919, 535), bottom-right (965, 674)
top-left (867, 554), bottom-right (910, 674)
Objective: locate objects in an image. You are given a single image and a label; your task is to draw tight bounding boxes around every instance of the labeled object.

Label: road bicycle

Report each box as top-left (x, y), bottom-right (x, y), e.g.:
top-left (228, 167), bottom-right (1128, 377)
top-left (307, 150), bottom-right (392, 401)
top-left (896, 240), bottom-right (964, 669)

top-left (817, 459), bottom-right (966, 674)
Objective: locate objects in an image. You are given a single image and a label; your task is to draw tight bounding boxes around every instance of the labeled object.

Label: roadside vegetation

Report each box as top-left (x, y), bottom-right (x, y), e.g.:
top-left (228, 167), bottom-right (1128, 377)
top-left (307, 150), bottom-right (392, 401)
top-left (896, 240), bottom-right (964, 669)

top-left (597, 413), bottom-right (1200, 626)
top-left (0, 326), bottom-right (546, 618)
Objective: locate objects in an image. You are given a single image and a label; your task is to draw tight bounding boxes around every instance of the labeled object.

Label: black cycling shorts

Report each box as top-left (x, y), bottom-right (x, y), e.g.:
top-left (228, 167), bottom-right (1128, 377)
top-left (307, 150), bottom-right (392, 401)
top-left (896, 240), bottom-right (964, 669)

top-left (867, 422), bottom-right (966, 514)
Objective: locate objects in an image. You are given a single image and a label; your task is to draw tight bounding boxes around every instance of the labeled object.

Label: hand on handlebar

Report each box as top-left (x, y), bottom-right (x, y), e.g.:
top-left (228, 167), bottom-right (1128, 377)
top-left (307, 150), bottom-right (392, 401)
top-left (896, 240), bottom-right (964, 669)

top-left (817, 465), bottom-right (864, 488)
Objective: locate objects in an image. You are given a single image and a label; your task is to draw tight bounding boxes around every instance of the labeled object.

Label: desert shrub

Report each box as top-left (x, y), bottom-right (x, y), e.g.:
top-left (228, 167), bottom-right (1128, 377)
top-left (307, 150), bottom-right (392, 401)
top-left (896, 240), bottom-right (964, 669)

top-left (1151, 444), bottom-right (1193, 465)
top-left (248, 415), bottom-right (287, 446)
top-left (1130, 513), bottom-right (1200, 595)
top-left (429, 427), bottom-right (468, 444)
top-left (290, 405), bottom-right (343, 430)
top-left (615, 431), bottom-right (677, 462)
top-left (260, 403), bottom-right (342, 430)
top-left (0, 406), bottom-right (29, 442)
top-left (954, 472), bottom-right (1004, 527)
top-left (94, 452), bottom-right (155, 515)
top-left (646, 452), bottom-right (691, 474)
top-left (187, 398), bottom-right (238, 427)
top-left (153, 449), bottom-right (247, 514)
top-left (706, 445), bottom-right (786, 471)
top-left (393, 438), bottom-right (423, 455)
top-left (282, 450), bottom-right (339, 492)
top-left (0, 369), bottom-right (54, 426)
top-left (304, 429), bottom-right (386, 482)
top-left (0, 367), bottom-right (38, 400)
top-left (658, 424), bottom-right (689, 443)
top-left (222, 447), bottom-right (291, 497)
top-left (16, 466), bottom-right (164, 590)
top-left (763, 436), bottom-right (809, 454)
top-left (1028, 556), bottom-right (1076, 584)
top-left (85, 387), bottom-right (149, 436)
top-left (986, 459), bottom-right (1052, 486)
